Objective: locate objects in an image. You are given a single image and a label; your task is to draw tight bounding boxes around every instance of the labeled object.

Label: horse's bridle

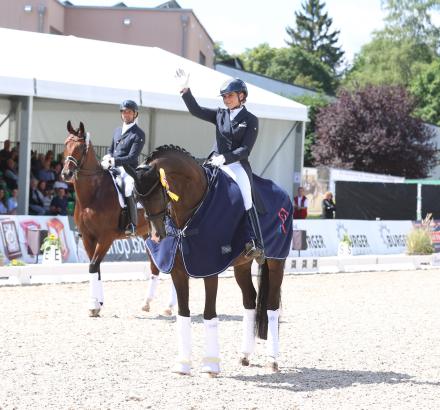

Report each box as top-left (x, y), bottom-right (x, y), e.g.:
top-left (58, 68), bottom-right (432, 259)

top-left (133, 175), bottom-right (170, 223)
top-left (64, 136), bottom-right (88, 176)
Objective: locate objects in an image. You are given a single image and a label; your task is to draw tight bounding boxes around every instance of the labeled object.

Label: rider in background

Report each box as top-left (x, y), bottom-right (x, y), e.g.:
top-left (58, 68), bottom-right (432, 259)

top-left (175, 69), bottom-right (264, 264)
top-left (101, 100), bottom-right (145, 235)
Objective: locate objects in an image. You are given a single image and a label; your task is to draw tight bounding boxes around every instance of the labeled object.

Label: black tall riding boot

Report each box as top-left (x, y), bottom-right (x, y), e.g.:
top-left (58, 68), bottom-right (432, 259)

top-left (245, 205), bottom-right (265, 265)
top-left (125, 195), bottom-right (138, 236)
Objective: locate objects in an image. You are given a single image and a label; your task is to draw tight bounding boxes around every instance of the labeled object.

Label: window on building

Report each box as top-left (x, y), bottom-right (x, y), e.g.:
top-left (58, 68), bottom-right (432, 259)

top-left (199, 51), bottom-right (206, 66)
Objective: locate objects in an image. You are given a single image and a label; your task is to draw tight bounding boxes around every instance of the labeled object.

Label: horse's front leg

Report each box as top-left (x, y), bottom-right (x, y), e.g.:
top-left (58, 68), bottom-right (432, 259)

top-left (234, 262), bottom-right (256, 366)
top-left (171, 267), bottom-right (191, 375)
top-left (201, 274), bottom-right (220, 376)
top-left (87, 237), bottom-right (113, 317)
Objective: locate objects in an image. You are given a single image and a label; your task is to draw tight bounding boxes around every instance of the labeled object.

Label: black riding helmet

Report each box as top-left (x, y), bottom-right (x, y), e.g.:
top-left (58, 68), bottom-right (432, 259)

top-left (219, 78), bottom-right (248, 98)
top-left (120, 99), bottom-right (139, 112)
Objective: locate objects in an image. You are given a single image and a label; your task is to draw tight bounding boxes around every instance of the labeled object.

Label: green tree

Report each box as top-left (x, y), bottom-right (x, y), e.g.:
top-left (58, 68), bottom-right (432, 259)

top-left (214, 42), bottom-right (232, 63)
top-left (286, 0), bottom-right (344, 72)
top-left (240, 45), bottom-right (336, 94)
top-left (381, 0), bottom-right (440, 50)
top-left (344, 36), bottom-right (434, 88)
top-left (240, 43), bottom-right (277, 74)
top-left (292, 94), bottom-right (331, 166)
top-left (411, 58), bottom-right (440, 125)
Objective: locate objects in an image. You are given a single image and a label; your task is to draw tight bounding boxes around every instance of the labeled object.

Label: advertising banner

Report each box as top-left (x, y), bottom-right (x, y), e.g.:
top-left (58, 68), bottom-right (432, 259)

top-left (0, 215), bottom-right (78, 264)
top-left (291, 219), bottom-right (413, 257)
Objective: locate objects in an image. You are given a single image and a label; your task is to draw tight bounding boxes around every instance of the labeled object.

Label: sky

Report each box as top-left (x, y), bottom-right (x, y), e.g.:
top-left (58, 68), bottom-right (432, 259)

top-left (66, 0), bottom-right (395, 64)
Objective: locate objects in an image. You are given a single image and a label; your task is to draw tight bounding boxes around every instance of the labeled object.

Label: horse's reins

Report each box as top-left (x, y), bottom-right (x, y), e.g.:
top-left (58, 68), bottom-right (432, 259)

top-left (134, 177), bottom-right (170, 222)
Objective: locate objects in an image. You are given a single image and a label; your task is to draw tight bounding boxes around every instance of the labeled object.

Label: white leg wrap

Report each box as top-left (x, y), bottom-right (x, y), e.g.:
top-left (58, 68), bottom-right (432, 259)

top-left (145, 274), bottom-right (159, 302)
top-left (241, 309), bottom-right (256, 357)
top-left (168, 282), bottom-right (177, 308)
top-left (89, 273), bottom-right (104, 309)
top-left (173, 315), bottom-right (191, 374)
top-left (201, 317), bottom-right (220, 374)
top-left (266, 309), bottom-right (280, 360)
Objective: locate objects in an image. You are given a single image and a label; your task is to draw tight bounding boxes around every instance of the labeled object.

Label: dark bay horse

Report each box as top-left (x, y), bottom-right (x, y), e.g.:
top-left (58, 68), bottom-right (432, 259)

top-left (62, 121), bottom-right (160, 316)
top-left (131, 145), bottom-right (289, 375)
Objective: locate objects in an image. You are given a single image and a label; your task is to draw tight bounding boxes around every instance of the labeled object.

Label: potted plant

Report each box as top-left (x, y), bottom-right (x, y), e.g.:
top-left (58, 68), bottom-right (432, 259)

top-left (40, 233), bottom-right (62, 264)
top-left (338, 233), bottom-right (353, 257)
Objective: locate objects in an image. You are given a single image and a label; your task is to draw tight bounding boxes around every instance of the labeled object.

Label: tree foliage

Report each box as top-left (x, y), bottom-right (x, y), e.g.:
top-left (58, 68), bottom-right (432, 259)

top-left (410, 58), bottom-right (440, 125)
top-left (343, 36), bottom-right (434, 88)
top-left (292, 94), bottom-right (331, 166)
top-left (214, 42), bottom-right (233, 63)
top-left (312, 85), bottom-right (437, 178)
top-left (240, 44), bottom-right (336, 94)
top-left (380, 0), bottom-right (440, 49)
top-left (286, 0), bottom-right (344, 72)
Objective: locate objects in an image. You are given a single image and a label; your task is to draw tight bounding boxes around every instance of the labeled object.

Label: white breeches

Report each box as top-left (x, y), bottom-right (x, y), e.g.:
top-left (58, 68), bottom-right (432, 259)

top-left (220, 162), bottom-right (252, 210)
top-left (116, 166), bottom-right (134, 197)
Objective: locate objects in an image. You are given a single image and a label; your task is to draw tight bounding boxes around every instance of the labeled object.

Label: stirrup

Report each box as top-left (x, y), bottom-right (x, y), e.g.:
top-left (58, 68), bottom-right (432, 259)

top-left (245, 241), bottom-right (265, 265)
top-left (125, 223), bottom-right (136, 236)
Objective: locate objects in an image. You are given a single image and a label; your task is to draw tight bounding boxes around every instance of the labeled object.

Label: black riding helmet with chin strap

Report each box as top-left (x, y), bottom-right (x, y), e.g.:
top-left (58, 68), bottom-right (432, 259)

top-left (219, 78), bottom-right (248, 99)
top-left (120, 99), bottom-right (139, 112)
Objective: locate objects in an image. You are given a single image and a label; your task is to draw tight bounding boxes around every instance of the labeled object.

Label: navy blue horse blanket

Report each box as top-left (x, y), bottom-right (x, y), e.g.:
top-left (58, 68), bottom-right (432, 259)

top-left (146, 167), bottom-right (293, 277)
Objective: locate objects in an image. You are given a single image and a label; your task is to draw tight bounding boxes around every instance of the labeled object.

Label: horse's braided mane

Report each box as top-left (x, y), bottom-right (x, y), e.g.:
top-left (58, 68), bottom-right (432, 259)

top-left (145, 144), bottom-right (195, 164)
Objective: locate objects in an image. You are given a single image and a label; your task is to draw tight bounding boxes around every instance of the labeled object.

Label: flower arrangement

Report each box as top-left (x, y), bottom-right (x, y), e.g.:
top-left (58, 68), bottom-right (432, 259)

top-left (40, 233), bottom-right (62, 253)
top-left (340, 233), bottom-right (352, 246)
top-left (8, 258), bottom-right (26, 266)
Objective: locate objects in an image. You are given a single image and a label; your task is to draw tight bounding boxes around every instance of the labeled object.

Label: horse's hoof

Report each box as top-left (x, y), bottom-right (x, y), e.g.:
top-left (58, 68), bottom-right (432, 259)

top-left (162, 307), bottom-right (173, 317)
top-left (141, 302), bottom-right (150, 312)
top-left (172, 362), bottom-right (191, 376)
top-left (201, 361), bottom-right (220, 376)
top-left (88, 309), bottom-right (100, 317)
top-left (240, 356), bottom-right (250, 366)
top-left (267, 361), bottom-right (279, 373)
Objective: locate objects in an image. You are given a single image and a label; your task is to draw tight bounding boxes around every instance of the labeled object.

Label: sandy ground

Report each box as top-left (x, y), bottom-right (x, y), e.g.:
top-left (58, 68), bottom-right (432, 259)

top-left (0, 269), bottom-right (439, 410)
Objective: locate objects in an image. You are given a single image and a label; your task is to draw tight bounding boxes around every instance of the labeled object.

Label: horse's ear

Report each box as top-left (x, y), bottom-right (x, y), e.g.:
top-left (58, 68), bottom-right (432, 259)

top-left (67, 120), bottom-right (74, 134)
top-left (79, 122), bottom-right (85, 137)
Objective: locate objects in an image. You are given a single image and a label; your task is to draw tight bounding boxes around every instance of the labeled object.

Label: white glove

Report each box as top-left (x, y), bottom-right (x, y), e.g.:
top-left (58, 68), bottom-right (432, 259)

top-left (101, 156), bottom-right (115, 170)
top-left (208, 155), bottom-right (225, 167)
top-left (175, 68), bottom-right (190, 92)
top-left (102, 154), bottom-right (111, 161)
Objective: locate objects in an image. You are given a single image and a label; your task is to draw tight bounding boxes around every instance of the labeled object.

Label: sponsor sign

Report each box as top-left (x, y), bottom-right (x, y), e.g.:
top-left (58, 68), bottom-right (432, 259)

top-left (291, 219), bottom-right (413, 257)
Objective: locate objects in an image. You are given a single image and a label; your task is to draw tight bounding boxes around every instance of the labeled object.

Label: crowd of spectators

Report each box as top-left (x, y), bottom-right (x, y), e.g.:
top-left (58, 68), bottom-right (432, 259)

top-left (0, 139), bottom-right (75, 216)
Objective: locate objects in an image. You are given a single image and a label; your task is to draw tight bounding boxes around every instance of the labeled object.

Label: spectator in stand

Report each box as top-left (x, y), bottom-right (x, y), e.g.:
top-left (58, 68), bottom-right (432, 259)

top-left (42, 186), bottom-right (54, 214)
top-left (38, 160), bottom-right (56, 186)
top-left (53, 163), bottom-right (63, 181)
top-left (50, 187), bottom-right (68, 215)
top-left (29, 178), bottom-right (46, 215)
top-left (293, 186), bottom-right (308, 219)
top-left (322, 191), bottom-right (336, 219)
top-left (4, 158), bottom-right (18, 190)
top-left (0, 188), bottom-right (8, 214)
top-left (7, 188), bottom-right (18, 214)
top-left (0, 140), bottom-right (12, 169)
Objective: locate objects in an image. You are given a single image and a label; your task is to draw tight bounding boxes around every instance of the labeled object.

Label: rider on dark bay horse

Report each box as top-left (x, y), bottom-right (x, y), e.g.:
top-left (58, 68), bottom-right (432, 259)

top-left (101, 100), bottom-right (145, 235)
top-left (175, 69), bottom-right (265, 264)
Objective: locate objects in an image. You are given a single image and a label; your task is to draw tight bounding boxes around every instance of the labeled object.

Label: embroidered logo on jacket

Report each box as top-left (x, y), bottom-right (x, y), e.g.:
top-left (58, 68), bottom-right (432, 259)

top-left (238, 122), bottom-right (247, 128)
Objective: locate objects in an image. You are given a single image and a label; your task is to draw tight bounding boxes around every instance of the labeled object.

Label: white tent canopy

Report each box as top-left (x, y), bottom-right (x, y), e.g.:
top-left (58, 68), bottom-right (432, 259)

top-left (0, 28), bottom-right (307, 122)
top-left (0, 28), bottom-right (307, 211)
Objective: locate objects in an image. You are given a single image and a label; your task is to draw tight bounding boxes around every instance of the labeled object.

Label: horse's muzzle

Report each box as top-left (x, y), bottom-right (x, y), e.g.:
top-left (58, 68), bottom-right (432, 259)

top-left (61, 169), bottom-right (74, 182)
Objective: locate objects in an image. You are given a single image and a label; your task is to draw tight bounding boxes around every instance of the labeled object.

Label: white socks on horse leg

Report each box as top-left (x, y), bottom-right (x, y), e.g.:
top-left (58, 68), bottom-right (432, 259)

top-left (89, 273), bottom-right (104, 309)
top-left (174, 315), bottom-right (191, 374)
top-left (266, 309), bottom-right (280, 361)
top-left (145, 274), bottom-right (159, 303)
top-left (202, 317), bottom-right (220, 374)
top-left (168, 282), bottom-right (177, 308)
top-left (241, 309), bottom-right (256, 358)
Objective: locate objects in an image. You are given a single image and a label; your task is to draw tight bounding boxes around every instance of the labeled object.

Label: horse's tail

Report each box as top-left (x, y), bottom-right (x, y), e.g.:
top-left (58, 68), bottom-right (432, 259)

top-left (255, 259), bottom-right (270, 340)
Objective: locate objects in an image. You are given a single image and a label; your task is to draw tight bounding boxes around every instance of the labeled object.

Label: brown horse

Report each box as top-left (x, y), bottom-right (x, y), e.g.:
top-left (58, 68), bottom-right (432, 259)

top-left (61, 121), bottom-right (160, 316)
top-left (131, 145), bottom-right (290, 375)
